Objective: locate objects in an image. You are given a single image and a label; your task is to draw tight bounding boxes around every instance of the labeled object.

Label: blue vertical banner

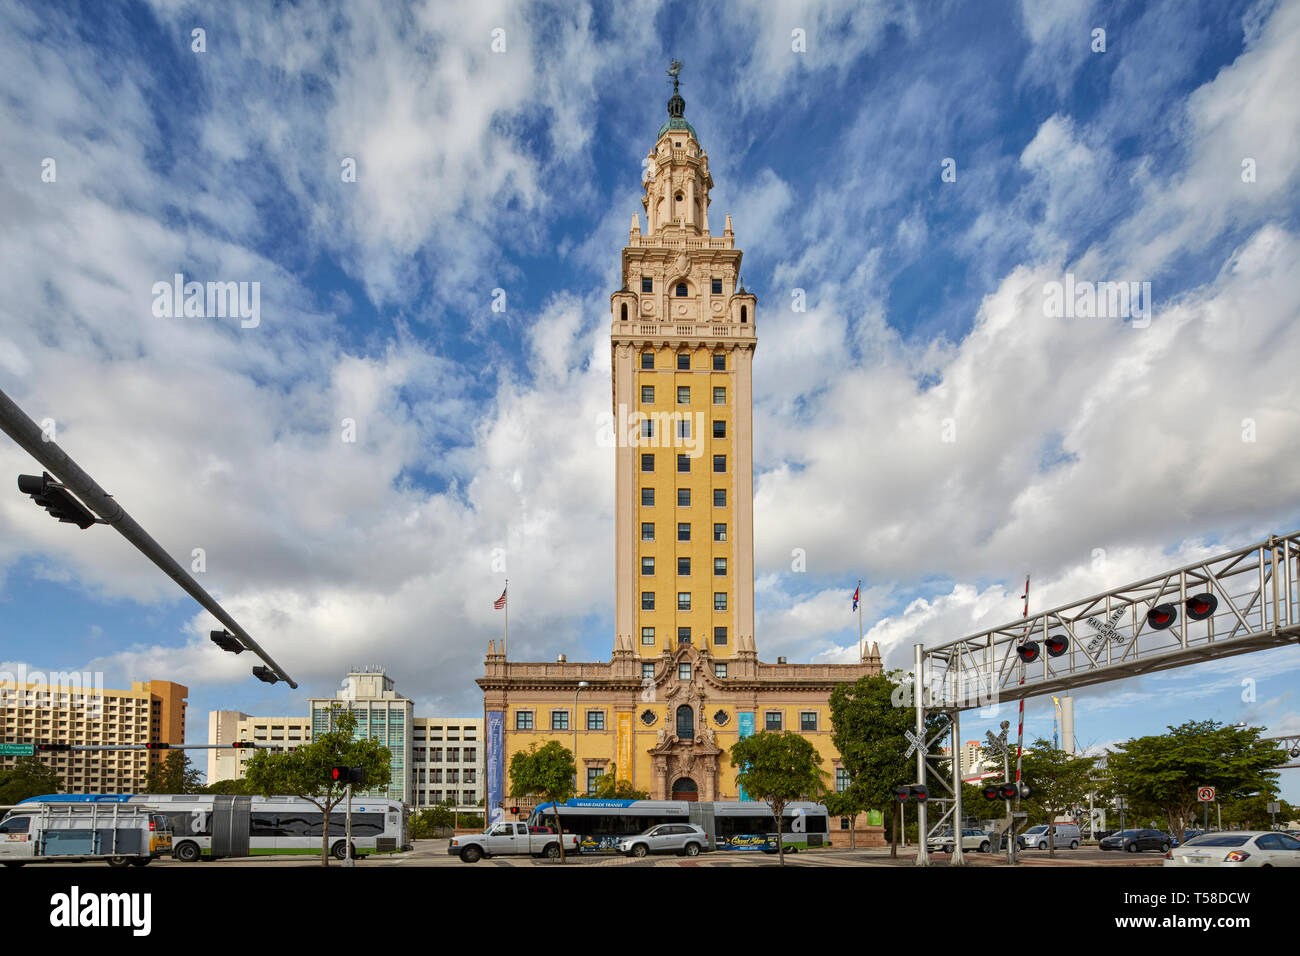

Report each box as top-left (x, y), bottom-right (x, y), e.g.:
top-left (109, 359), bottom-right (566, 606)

top-left (737, 711), bottom-right (754, 801)
top-left (486, 710), bottom-right (504, 824)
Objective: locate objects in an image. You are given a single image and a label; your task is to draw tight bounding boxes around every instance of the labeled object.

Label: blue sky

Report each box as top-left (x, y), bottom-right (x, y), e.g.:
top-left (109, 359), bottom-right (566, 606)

top-left (1, 0), bottom-right (1298, 797)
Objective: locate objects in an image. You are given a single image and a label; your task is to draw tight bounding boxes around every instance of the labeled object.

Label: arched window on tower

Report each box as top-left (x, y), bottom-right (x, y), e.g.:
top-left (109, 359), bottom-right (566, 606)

top-left (676, 705), bottom-right (694, 739)
top-left (741, 305), bottom-right (748, 323)
top-left (620, 303), bottom-right (628, 322)
top-left (676, 283), bottom-right (688, 297)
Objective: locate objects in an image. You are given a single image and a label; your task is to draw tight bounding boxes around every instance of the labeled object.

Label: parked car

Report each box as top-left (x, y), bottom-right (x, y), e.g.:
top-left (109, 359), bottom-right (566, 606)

top-left (1099, 828), bottom-right (1171, 853)
top-left (927, 828), bottom-right (996, 853)
top-left (617, 823), bottom-right (711, 858)
top-left (1173, 828), bottom-right (1204, 847)
top-left (449, 822), bottom-right (579, 862)
top-left (1018, 823), bottom-right (1081, 850)
top-left (1164, 831), bottom-right (1300, 867)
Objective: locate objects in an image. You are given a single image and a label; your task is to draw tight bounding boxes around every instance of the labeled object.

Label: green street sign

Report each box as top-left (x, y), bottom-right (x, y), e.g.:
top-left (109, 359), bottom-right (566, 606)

top-left (0, 744), bottom-right (35, 757)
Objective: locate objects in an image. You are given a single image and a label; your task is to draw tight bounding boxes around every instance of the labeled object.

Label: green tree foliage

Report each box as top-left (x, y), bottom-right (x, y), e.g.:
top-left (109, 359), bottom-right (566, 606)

top-left (244, 708), bottom-right (391, 866)
top-left (591, 765), bottom-right (650, 800)
top-left (144, 750), bottom-right (202, 794)
top-left (829, 671), bottom-right (946, 857)
top-left (199, 778), bottom-right (256, 795)
top-left (729, 730), bottom-right (825, 864)
top-left (0, 757), bottom-right (63, 804)
top-left (509, 741), bottom-right (576, 863)
top-left (822, 785), bottom-right (870, 849)
top-left (410, 804), bottom-right (456, 839)
top-left (1014, 738), bottom-right (1097, 856)
top-left (1104, 720), bottom-right (1286, 843)
top-left (1219, 794), bottom-right (1294, 830)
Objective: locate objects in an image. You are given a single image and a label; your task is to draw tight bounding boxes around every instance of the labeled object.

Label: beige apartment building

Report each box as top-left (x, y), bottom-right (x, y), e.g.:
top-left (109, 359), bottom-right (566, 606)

top-left (0, 675), bottom-right (187, 794)
top-left (209, 668), bottom-right (483, 810)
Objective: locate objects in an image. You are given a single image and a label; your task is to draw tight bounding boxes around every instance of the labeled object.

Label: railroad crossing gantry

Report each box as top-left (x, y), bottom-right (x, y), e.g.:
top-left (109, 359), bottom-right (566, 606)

top-left (911, 530), bottom-right (1300, 865)
top-left (1262, 734), bottom-right (1300, 770)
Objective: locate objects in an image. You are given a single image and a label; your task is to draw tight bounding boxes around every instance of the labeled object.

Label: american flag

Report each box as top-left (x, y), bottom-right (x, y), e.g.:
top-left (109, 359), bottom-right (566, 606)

top-left (494, 587), bottom-right (507, 610)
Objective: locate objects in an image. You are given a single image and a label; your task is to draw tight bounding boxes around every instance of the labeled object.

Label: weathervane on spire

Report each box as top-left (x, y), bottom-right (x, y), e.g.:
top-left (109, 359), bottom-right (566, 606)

top-left (667, 59), bottom-right (683, 81)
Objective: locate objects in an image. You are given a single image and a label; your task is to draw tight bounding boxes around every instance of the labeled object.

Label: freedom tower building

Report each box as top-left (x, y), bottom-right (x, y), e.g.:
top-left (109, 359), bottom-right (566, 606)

top-left (479, 68), bottom-right (881, 824)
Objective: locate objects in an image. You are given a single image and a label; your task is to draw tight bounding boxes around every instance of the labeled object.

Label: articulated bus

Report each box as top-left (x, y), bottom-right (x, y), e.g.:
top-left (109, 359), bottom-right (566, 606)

top-left (19, 794), bottom-right (409, 862)
top-left (529, 799), bottom-right (829, 853)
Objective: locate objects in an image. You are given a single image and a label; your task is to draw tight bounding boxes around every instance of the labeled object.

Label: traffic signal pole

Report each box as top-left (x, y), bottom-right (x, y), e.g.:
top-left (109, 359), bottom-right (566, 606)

top-left (344, 783), bottom-right (355, 868)
top-left (0, 385), bottom-right (296, 688)
top-left (950, 707), bottom-right (965, 866)
top-left (914, 643), bottom-right (930, 866)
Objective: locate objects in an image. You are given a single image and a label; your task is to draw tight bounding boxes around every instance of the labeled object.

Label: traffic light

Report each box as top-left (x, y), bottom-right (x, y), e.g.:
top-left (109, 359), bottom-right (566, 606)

top-left (252, 665), bottom-right (279, 684)
top-left (229, 742), bottom-right (258, 749)
top-left (1016, 640), bottom-right (1040, 664)
top-left (330, 766), bottom-right (363, 786)
top-left (210, 629), bottom-right (244, 654)
top-left (1185, 593), bottom-right (1218, 621)
top-left (509, 806), bottom-right (520, 815)
top-left (17, 472), bottom-right (98, 530)
top-left (144, 742), bottom-right (170, 750)
top-left (1146, 602), bottom-right (1177, 629)
top-left (895, 785), bottom-right (928, 802)
top-left (36, 742), bottom-right (72, 752)
top-left (1044, 633), bottom-right (1069, 657)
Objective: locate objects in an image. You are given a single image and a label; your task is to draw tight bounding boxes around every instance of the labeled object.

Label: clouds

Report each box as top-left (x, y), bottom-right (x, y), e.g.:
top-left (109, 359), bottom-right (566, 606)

top-left (0, 0), bottom-right (1296, 786)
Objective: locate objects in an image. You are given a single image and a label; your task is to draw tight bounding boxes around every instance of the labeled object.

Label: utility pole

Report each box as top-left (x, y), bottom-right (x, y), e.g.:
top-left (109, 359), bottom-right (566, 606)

top-left (343, 783), bottom-right (355, 867)
top-left (0, 385), bottom-right (296, 687)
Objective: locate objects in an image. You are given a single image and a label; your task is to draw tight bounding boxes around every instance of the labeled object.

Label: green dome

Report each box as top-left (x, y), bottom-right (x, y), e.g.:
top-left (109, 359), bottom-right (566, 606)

top-left (658, 116), bottom-right (697, 139)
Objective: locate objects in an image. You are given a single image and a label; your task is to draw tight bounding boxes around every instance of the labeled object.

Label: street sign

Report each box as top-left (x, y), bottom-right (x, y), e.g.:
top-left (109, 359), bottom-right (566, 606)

top-left (0, 744), bottom-right (34, 757)
top-left (1267, 801), bottom-right (1280, 814)
top-left (1198, 787), bottom-right (1215, 802)
top-left (903, 728), bottom-right (924, 759)
top-left (1114, 797), bottom-right (1129, 810)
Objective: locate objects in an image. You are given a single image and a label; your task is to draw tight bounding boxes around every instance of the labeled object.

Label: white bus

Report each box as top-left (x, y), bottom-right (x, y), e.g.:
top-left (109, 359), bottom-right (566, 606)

top-left (19, 794), bottom-right (409, 862)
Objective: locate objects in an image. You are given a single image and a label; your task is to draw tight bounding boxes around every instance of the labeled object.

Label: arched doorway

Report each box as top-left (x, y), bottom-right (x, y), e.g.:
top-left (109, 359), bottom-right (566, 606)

top-left (671, 777), bottom-right (699, 802)
top-left (675, 705), bottom-right (694, 739)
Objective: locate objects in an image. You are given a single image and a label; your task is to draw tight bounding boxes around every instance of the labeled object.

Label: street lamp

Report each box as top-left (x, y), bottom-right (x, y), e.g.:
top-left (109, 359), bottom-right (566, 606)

top-left (573, 681), bottom-right (589, 793)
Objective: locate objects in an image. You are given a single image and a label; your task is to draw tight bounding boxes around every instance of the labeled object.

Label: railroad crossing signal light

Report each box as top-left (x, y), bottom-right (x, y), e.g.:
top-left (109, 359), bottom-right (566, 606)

top-left (36, 743), bottom-right (72, 752)
top-left (17, 472), bottom-right (98, 530)
top-left (210, 629), bottom-right (244, 654)
top-left (984, 782), bottom-right (1026, 800)
top-left (1185, 593), bottom-right (1218, 621)
top-left (252, 665), bottom-right (279, 684)
top-left (1044, 633), bottom-right (1069, 657)
top-left (330, 766), bottom-right (363, 785)
top-left (895, 786), bottom-right (910, 803)
top-left (1016, 641), bottom-right (1039, 664)
top-left (982, 784), bottom-right (1001, 801)
top-left (895, 785), bottom-right (928, 803)
top-left (1147, 603), bottom-right (1178, 630)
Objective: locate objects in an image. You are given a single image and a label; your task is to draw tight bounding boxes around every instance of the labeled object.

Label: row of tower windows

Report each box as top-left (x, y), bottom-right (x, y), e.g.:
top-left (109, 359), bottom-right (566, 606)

top-left (638, 554), bottom-right (728, 575)
top-left (640, 628), bottom-right (729, 647)
top-left (640, 353), bottom-right (729, 371)
top-left (640, 277), bottom-right (725, 296)
top-left (641, 453), bottom-right (727, 473)
top-left (641, 488), bottom-right (727, 510)
top-left (635, 415), bottom-right (726, 439)
top-left (641, 592), bottom-right (729, 611)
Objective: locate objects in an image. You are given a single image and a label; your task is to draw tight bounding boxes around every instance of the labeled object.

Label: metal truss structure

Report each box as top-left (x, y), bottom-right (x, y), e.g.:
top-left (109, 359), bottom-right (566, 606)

top-left (1263, 734), bottom-right (1300, 770)
top-left (923, 532), bottom-right (1299, 709)
top-left (911, 531), bottom-right (1300, 865)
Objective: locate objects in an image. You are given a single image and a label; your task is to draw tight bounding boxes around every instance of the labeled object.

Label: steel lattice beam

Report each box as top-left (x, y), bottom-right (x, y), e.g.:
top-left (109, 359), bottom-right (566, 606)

top-left (920, 532), bottom-right (1300, 709)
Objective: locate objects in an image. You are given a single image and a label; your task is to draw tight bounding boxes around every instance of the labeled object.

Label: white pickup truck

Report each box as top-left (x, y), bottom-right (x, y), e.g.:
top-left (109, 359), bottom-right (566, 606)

top-left (449, 822), bottom-right (579, 862)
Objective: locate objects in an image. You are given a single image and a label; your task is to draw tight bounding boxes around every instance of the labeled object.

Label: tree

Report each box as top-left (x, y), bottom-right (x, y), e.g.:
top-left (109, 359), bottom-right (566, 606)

top-left (1219, 793), bottom-right (1294, 830)
top-left (1104, 720), bottom-right (1286, 844)
top-left (509, 741), bottom-right (576, 863)
top-left (200, 778), bottom-right (256, 795)
top-left (830, 671), bottom-right (946, 858)
top-left (591, 765), bottom-right (650, 800)
top-left (729, 730), bottom-right (826, 865)
top-left (410, 803), bottom-right (456, 839)
top-left (1015, 738), bottom-right (1097, 857)
top-left (0, 757), bottom-right (62, 804)
top-left (823, 784), bottom-right (869, 849)
top-left (244, 708), bottom-right (391, 866)
top-left (144, 750), bottom-right (202, 794)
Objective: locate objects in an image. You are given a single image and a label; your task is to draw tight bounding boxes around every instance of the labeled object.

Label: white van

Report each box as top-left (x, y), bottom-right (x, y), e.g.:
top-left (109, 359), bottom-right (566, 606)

top-left (1019, 822), bottom-right (1081, 850)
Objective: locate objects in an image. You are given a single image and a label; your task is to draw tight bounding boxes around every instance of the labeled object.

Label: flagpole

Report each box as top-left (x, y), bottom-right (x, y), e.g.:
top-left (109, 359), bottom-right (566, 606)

top-left (857, 578), bottom-right (863, 662)
top-left (503, 577), bottom-right (508, 660)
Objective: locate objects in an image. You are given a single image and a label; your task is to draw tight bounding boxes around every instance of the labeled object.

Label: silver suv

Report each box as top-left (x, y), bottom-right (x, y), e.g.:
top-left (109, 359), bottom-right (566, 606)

top-left (617, 823), bottom-right (711, 857)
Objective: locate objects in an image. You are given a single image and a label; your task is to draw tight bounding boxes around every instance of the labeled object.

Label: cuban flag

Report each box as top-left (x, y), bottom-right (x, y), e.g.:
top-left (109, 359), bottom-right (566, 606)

top-left (852, 585), bottom-right (860, 612)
